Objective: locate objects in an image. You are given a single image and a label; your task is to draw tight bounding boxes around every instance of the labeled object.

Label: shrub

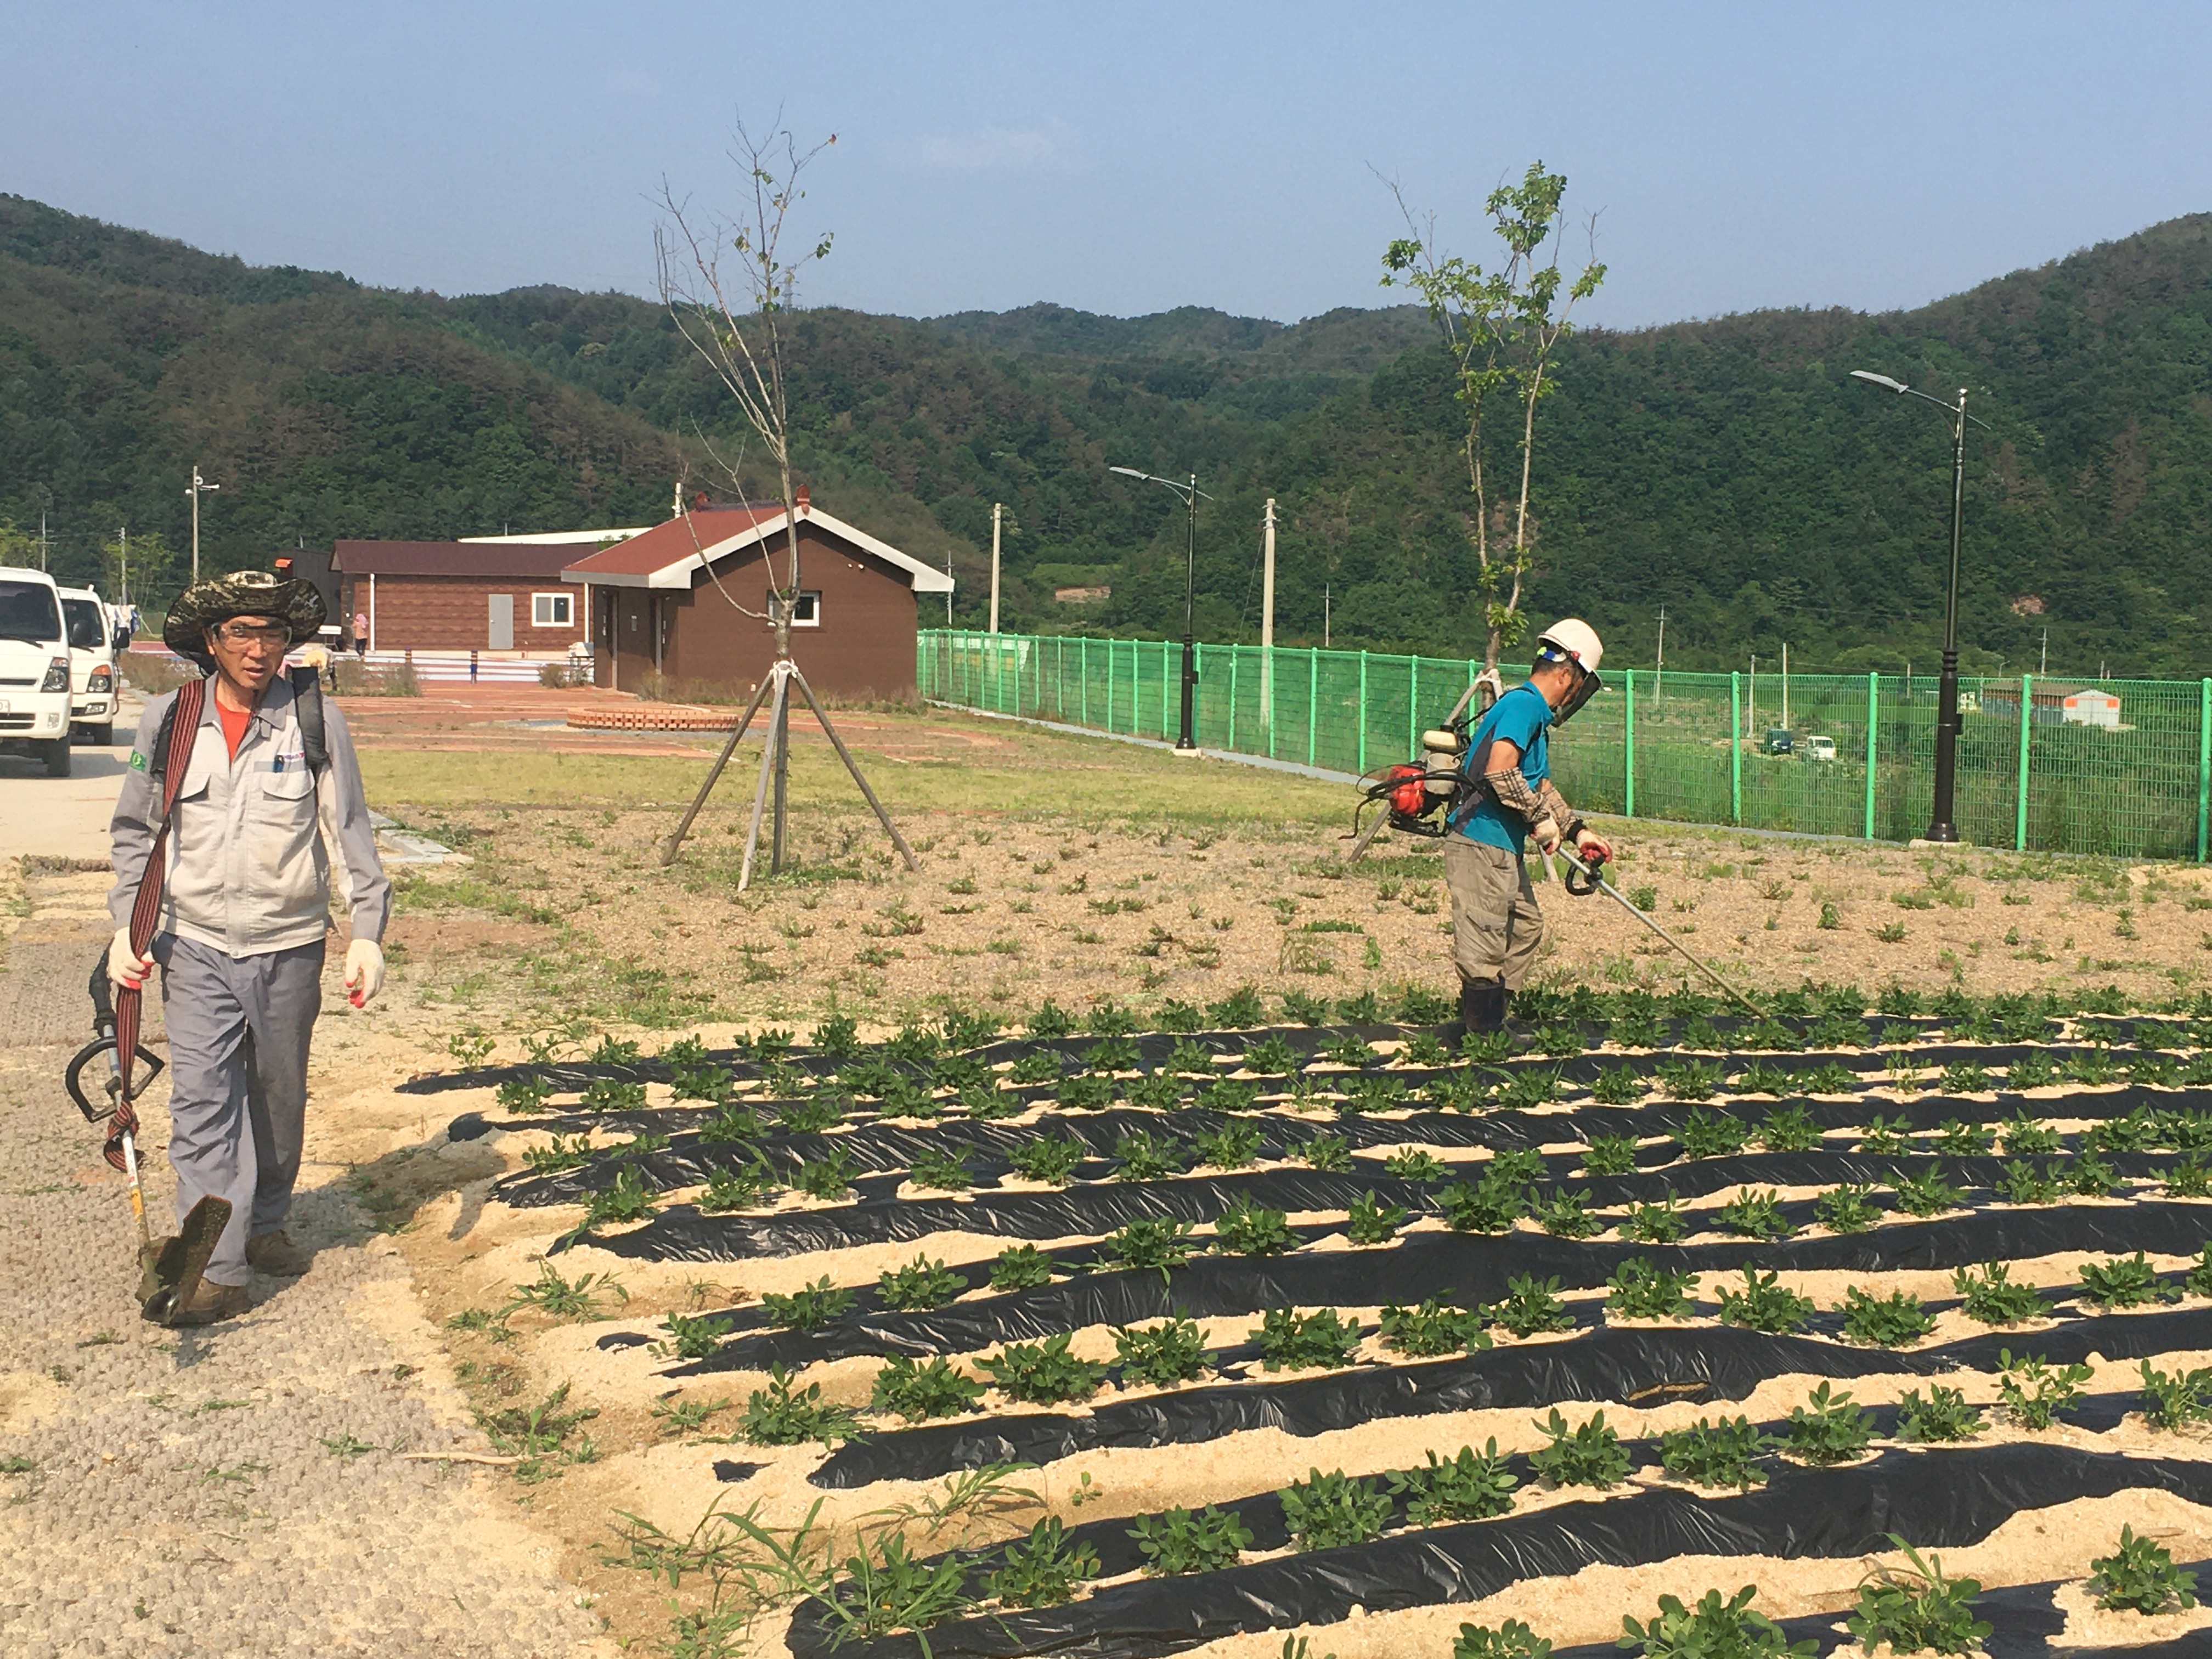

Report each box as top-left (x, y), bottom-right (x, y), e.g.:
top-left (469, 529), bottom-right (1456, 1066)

top-left (1491, 1274), bottom-right (1574, 1338)
top-left (1346, 1190), bottom-right (1408, 1246)
top-left (1659, 1062), bottom-right (1727, 1104)
top-left (1129, 1505), bottom-right (1251, 1576)
top-left (870, 1356), bottom-right (985, 1422)
top-left (2090, 1524), bottom-right (2200, 1615)
top-left (1213, 1198), bottom-right (1297, 1256)
top-left (1296, 1132), bottom-right (1353, 1172)
top-left (907, 1148), bottom-right (974, 1192)
top-left (1891, 1169), bottom-right (1968, 1217)
top-left (1589, 1068), bottom-right (1647, 1105)
top-left (989, 1244), bottom-right (1055, 1291)
top-left (698, 1101), bottom-right (765, 1143)
top-left (1496, 1067), bottom-right (1562, 1112)
top-left (580, 1167), bottom-right (658, 1229)
top-left (1784, 1382), bottom-right (1875, 1464)
top-left (1380, 1295), bottom-right (1488, 1357)
top-left (662, 1311), bottom-right (733, 1360)
top-left (1815, 1184), bottom-right (1881, 1233)
top-left (1530, 1188), bottom-right (1603, 1239)
top-left (1845, 1537), bottom-right (1991, 1656)
top-left (699, 1155), bottom-right (781, 1212)
top-left (1438, 1169), bottom-right (1528, 1234)
top-left (580, 1077), bottom-right (648, 1114)
top-left (1996, 1159), bottom-right (2062, 1204)
top-left (877, 1255), bottom-right (966, 1312)
top-left (1529, 1408), bottom-right (1629, 1489)
top-left (1253, 1307), bottom-right (1362, 1371)
top-left (1391, 1441), bottom-right (1518, 1524)
top-left (1717, 1188), bottom-right (1795, 1240)
top-left (1454, 1622), bottom-right (1553, 1659)
top-left (1838, 1286), bottom-right (1935, 1347)
top-left (2139, 1358), bottom-right (2212, 1429)
top-left (1952, 1262), bottom-right (2042, 1324)
top-left (1102, 1218), bottom-right (1197, 1278)
top-left (760, 1276), bottom-right (857, 1332)
top-left (1007, 1133), bottom-right (1087, 1186)
top-left (1676, 1106), bottom-right (1748, 1156)
top-left (738, 1365), bottom-right (859, 1445)
top-left (979, 1333), bottom-right (1107, 1404)
top-left (1190, 1121), bottom-right (1263, 1171)
top-left (1996, 1349), bottom-right (2092, 1428)
top-left (793, 1148), bottom-right (857, 1200)
top-left (496, 1075), bottom-right (555, 1114)
top-left (1607, 1259), bottom-right (1696, 1321)
top-left (1279, 1467), bottom-right (1393, 1551)
top-left (1383, 1147), bottom-right (1446, 1180)
top-left (985, 1517), bottom-right (1101, 1609)
top-left (1716, 1268), bottom-right (1813, 1335)
top-left (1113, 1317), bottom-right (1208, 1388)
top-left (2078, 1251), bottom-right (2178, 1308)
top-left (1621, 1588), bottom-right (1814, 1659)
top-left (779, 1092), bottom-right (848, 1133)
top-left (1894, 1385), bottom-right (1983, 1443)
top-left (1579, 1133), bottom-right (1641, 1175)
top-left (1658, 1416), bottom-right (1774, 1489)
top-left (522, 1132), bottom-right (594, 1174)
top-left (1621, 1195), bottom-right (1688, 1244)
top-left (1936, 1117), bottom-right (1994, 1155)
top-left (1754, 1105), bottom-right (1821, 1152)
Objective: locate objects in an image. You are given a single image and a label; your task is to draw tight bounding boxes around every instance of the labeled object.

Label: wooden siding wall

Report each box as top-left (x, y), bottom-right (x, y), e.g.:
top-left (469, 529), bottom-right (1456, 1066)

top-left (345, 574), bottom-right (584, 652)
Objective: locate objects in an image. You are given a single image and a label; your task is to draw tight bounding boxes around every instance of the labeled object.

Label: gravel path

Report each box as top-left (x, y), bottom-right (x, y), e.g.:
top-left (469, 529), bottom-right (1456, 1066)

top-left (0, 875), bottom-right (608, 1659)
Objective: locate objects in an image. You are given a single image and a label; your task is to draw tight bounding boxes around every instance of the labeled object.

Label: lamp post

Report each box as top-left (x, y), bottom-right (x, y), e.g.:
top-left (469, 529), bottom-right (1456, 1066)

top-left (1109, 465), bottom-right (1207, 753)
top-left (1849, 370), bottom-right (1988, 844)
top-left (186, 464), bottom-right (221, 585)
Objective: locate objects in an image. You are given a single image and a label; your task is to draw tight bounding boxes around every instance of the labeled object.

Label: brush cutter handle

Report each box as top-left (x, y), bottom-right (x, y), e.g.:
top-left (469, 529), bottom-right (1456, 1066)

top-left (1564, 845), bottom-right (1607, 896)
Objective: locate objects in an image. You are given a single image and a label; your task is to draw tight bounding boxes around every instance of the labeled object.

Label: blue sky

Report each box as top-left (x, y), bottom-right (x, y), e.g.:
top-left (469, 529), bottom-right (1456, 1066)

top-left (9, 1), bottom-right (2209, 329)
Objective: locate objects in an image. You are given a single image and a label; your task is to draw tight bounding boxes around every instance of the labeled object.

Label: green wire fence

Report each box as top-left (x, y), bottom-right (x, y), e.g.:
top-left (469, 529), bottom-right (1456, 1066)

top-left (919, 629), bottom-right (2212, 862)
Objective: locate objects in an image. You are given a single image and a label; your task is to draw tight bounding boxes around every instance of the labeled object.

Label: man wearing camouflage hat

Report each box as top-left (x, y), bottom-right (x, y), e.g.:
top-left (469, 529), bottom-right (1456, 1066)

top-left (106, 571), bottom-right (390, 1324)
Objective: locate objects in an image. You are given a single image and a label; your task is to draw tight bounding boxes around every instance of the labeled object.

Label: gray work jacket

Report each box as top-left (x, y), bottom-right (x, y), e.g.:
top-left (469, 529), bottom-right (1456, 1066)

top-left (108, 676), bottom-right (391, 958)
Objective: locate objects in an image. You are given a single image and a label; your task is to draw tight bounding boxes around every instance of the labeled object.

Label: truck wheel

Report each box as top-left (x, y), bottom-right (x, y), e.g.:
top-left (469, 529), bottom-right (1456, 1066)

top-left (83, 723), bottom-right (114, 748)
top-left (43, 738), bottom-right (72, 778)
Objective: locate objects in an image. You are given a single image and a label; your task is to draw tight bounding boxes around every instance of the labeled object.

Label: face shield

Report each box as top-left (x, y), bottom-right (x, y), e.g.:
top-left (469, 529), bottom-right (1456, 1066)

top-left (1536, 644), bottom-right (1604, 725)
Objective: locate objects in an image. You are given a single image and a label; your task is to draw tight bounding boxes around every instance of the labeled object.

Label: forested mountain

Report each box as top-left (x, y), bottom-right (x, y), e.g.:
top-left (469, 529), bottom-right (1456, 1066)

top-left (4, 191), bottom-right (2208, 677)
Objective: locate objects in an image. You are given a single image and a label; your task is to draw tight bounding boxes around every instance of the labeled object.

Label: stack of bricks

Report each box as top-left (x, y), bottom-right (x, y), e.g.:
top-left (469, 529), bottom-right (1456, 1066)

top-left (565, 703), bottom-right (746, 732)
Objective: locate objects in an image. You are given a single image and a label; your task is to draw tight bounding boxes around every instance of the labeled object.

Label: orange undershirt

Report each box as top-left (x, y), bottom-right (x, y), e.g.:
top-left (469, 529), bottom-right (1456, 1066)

top-left (217, 701), bottom-right (251, 761)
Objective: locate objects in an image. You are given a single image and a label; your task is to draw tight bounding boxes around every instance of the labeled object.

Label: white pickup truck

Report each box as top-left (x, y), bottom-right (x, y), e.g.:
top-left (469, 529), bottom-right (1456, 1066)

top-left (0, 567), bottom-right (76, 776)
top-left (57, 583), bottom-right (119, 746)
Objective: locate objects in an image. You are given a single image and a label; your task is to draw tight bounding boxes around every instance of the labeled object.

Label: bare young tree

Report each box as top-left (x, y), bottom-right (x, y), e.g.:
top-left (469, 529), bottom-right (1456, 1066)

top-left (657, 117), bottom-right (837, 654)
top-left (653, 118), bottom-right (919, 887)
top-left (1381, 161), bottom-right (1606, 678)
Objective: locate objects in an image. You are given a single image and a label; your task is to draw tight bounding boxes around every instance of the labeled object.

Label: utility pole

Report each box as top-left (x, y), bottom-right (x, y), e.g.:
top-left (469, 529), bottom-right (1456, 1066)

top-left (1781, 641), bottom-right (1789, 731)
top-left (119, 527), bottom-right (127, 605)
top-left (38, 512), bottom-right (48, 572)
top-left (1259, 498), bottom-right (1276, 720)
top-left (988, 503), bottom-right (1002, 635)
top-left (1654, 606), bottom-right (1665, 703)
top-left (945, 544), bottom-right (954, 625)
top-left (2040, 628), bottom-right (2047, 676)
top-left (187, 464), bottom-right (219, 585)
top-left (1323, 582), bottom-right (1331, 649)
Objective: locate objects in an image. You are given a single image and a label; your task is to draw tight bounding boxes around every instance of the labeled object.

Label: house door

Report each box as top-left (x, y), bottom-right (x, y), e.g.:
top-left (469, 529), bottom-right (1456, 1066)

top-left (487, 594), bottom-right (514, 650)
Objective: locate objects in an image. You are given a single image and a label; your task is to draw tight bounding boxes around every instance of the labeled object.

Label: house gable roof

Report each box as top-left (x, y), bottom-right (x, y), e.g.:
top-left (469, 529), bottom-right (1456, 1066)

top-left (332, 540), bottom-right (588, 579)
top-left (561, 506), bottom-right (955, 594)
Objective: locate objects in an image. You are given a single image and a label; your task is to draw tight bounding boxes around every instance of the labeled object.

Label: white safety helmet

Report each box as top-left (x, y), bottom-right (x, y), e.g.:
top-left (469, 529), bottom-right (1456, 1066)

top-left (1534, 618), bottom-right (1605, 723)
top-left (1537, 618), bottom-right (1603, 675)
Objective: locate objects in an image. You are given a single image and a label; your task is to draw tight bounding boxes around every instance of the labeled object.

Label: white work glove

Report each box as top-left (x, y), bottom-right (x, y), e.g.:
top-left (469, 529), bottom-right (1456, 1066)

top-left (344, 939), bottom-right (386, 1008)
top-left (1528, 816), bottom-right (1563, 856)
top-left (1574, 828), bottom-right (1613, 865)
top-left (108, 926), bottom-right (153, 992)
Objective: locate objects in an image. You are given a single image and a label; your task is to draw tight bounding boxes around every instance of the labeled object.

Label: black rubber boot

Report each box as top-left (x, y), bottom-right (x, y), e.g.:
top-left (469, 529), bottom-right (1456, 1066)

top-left (1460, 976), bottom-right (1507, 1032)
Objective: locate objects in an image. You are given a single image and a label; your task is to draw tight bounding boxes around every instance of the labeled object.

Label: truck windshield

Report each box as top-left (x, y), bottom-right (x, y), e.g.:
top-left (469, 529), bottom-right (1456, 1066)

top-left (62, 597), bottom-right (105, 650)
top-left (0, 581), bottom-right (63, 645)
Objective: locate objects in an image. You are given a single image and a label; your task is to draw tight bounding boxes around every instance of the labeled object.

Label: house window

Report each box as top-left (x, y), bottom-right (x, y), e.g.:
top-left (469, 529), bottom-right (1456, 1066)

top-left (532, 592), bottom-right (574, 628)
top-left (769, 590), bottom-right (822, 628)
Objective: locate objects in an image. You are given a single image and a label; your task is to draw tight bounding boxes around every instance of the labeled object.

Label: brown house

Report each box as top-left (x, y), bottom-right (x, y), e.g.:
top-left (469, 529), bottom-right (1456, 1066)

top-left (332, 536), bottom-right (640, 654)
top-left (563, 493), bottom-right (953, 698)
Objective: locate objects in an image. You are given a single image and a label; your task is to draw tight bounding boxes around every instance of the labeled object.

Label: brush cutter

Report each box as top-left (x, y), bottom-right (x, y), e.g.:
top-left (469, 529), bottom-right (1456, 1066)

top-left (67, 946), bottom-right (229, 1323)
top-left (1549, 845), bottom-right (1765, 1017)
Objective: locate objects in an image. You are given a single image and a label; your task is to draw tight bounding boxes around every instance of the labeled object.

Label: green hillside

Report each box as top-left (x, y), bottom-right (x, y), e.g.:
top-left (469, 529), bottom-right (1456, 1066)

top-left (4, 192), bottom-right (2208, 679)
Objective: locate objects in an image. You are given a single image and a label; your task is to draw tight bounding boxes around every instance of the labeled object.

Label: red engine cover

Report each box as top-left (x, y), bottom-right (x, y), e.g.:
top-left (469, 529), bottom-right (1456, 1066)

top-left (1386, 763), bottom-right (1428, 816)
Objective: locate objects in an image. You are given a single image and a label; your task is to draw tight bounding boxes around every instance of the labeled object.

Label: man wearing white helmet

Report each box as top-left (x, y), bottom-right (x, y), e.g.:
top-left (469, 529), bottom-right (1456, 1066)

top-left (1444, 619), bottom-right (1612, 1031)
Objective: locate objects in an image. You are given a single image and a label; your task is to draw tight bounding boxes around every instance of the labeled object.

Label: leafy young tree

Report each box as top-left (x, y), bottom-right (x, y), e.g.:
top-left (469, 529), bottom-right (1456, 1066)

top-left (1381, 161), bottom-right (1606, 675)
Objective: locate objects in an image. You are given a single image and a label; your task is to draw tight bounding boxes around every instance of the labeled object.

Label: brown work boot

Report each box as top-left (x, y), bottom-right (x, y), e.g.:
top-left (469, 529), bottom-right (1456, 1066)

top-left (168, 1278), bottom-right (251, 1326)
top-left (246, 1231), bottom-right (313, 1277)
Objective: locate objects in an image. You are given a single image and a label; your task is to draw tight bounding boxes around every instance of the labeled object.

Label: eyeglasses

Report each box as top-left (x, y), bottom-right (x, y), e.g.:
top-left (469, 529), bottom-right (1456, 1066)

top-left (213, 622), bottom-right (289, 646)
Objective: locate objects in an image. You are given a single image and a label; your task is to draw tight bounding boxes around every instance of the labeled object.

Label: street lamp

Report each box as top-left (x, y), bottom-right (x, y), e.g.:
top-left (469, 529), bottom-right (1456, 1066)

top-left (1109, 465), bottom-right (1209, 753)
top-left (186, 464), bottom-right (221, 585)
top-left (1849, 369), bottom-right (1989, 844)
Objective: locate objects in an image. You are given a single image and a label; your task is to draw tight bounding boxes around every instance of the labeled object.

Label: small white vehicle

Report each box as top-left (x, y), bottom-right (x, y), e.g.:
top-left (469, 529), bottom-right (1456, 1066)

top-left (0, 566), bottom-right (76, 776)
top-left (57, 584), bottom-right (118, 746)
top-left (1801, 735), bottom-right (1838, 763)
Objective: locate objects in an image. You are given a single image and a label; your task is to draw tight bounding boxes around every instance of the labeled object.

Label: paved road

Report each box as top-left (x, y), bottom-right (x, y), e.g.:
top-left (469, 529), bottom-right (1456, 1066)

top-left (0, 873), bottom-right (607, 1658)
top-left (0, 699), bottom-right (139, 862)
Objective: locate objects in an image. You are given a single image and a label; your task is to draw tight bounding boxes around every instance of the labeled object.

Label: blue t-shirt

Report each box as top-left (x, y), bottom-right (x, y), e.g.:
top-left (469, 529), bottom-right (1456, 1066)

top-left (1454, 681), bottom-right (1553, 853)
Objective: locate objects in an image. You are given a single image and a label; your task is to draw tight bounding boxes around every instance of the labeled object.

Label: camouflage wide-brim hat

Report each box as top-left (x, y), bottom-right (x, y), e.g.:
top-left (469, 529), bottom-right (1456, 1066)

top-left (163, 571), bottom-right (326, 668)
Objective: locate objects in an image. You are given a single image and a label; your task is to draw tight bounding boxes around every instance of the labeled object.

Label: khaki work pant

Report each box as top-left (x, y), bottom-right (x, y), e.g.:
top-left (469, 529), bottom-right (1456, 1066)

top-left (1443, 837), bottom-right (1545, 991)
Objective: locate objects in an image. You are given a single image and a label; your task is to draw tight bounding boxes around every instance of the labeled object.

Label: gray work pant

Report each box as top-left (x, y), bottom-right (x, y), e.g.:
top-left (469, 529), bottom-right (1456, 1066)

top-left (1443, 837), bottom-right (1545, 991)
top-left (152, 934), bottom-right (325, 1286)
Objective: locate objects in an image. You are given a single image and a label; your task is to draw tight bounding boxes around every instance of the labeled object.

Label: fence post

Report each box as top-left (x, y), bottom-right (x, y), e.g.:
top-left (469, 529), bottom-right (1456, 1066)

top-left (1307, 650), bottom-right (1318, 768)
top-left (1358, 651), bottom-right (1370, 775)
top-left (1228, 647), bottom-right (1238, 752)
top-left (1624, 668), bottom-right (1635, 818)
top-left (2016, 674), bottom-right (2032, 853)
top-left (1267, 645), bottom-right (1277, 760)
top-left (1729, 670), bottom-right (1742, 826)
top-left (1408, 657), bottom-right (1419, 761)
top-left (2200, 678), bottom-right (2211, 862)
top-left (1864, 673), bottom-right (1878, 841)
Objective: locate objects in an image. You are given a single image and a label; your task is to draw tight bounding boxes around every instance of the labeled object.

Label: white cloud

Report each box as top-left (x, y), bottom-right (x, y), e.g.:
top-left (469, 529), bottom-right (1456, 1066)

top-left (905, 120), bottom-right (1074, 172)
